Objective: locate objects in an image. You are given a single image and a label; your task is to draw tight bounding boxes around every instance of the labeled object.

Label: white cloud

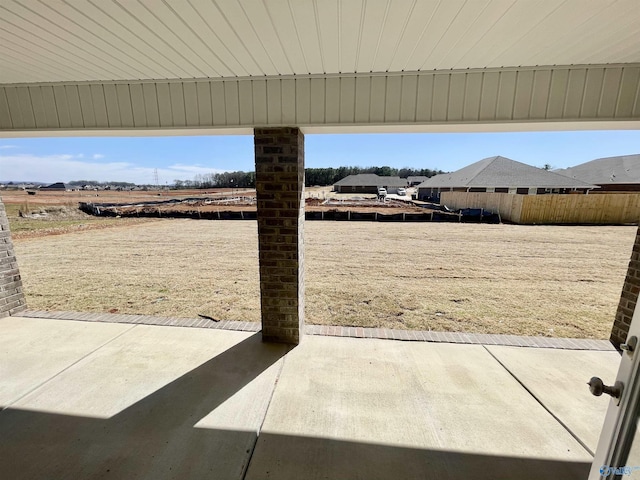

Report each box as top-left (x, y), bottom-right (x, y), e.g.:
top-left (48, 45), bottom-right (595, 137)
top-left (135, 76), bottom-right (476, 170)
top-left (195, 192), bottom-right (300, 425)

top-left (165, 163), bottom-right (218, 174)
top-left (92, 154), bottom-right (105, 159)
top-left (0, 154), bottom-right (227, 185)
top-left (0, 145), bottom-right (19, 150)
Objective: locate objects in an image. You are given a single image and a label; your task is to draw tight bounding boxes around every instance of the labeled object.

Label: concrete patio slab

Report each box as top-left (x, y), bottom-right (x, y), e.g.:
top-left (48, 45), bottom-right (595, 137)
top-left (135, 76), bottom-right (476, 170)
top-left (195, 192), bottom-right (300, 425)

top-left (486, 345), bottom-right (621, 453)
top-left (245, 336), bottom-right (593, 480)
top-left (0, 317), bottom-right (619, 480)
top-left (0, 322), bottom-right (287, 480)
top-left (0, 316), bottom-right (133, 407)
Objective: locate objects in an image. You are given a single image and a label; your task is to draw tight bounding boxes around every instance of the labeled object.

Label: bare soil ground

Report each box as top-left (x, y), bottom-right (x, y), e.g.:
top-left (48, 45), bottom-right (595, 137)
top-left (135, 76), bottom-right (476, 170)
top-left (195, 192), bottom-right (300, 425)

top-left (1, 188), bottom-right (246, 206)
top-left (1, 188), bottom-right (250, 238)
top-left (2, 187), bottom-right (428, 219)
top-left (11, 218), bottom-right (636, 339)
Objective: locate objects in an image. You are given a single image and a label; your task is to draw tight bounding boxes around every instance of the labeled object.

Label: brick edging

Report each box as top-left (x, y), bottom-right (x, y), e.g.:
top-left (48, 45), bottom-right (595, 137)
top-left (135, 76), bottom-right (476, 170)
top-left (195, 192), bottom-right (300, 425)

top-left (304, 324), bottom-right (616, 351)
top-left (21, 310), bottom-right (261, 332)
top-left (18, 310), bottom-right (616, 351)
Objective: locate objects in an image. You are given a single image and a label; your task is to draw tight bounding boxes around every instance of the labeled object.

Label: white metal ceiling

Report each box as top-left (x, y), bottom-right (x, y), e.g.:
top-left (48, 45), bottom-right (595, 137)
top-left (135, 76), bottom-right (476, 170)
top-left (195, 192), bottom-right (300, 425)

top-left (3, 65), bottom-right (638, 132)
top-left (1, 0), bottom-right (640, 84)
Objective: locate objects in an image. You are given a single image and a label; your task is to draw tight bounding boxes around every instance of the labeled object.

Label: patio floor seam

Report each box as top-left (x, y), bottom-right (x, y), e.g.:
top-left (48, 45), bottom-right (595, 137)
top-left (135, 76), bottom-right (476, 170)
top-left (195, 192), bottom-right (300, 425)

top-left (16, 310), bottom-right (617, 351)
top-left (0, 323), bottom-right (137, 412)
top-left (242, 346), bottom-right (290, 480)
top-left (483, 345), bottom-right (595, 457)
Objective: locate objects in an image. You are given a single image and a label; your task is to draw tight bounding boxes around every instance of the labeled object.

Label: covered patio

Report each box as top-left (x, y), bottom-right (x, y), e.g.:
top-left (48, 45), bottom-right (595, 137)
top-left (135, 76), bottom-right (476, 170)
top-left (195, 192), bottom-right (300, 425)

top-left (1, 1), bottom-right (640, 478)
top-left (1, 313), bottom-right (619, 479)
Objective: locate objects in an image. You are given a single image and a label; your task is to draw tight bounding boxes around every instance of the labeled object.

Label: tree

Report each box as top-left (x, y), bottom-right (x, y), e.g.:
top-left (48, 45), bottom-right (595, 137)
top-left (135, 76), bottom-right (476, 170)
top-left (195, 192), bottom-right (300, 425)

top-left (172, 165), bottom-right (446, 189)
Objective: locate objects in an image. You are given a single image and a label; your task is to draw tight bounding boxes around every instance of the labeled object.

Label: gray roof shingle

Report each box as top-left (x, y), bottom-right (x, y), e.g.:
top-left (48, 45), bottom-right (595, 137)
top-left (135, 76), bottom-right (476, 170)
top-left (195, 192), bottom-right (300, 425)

top-left (555, 154), bottom-right (640, 184)
top-left (417, 156), bottom-right (596, 189)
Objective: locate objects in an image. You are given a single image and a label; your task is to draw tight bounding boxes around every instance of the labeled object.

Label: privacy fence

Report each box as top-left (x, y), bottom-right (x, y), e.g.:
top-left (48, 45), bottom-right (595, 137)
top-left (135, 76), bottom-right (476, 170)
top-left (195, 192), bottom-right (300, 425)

top-left (440, 192), bottom-right (640, 225)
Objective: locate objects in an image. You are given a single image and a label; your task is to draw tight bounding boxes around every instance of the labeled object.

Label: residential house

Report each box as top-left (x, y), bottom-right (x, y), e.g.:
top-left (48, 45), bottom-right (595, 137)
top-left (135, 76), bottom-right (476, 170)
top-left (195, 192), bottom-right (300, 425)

top-left (333, 174), bottom-right (407, 194)
top-left (416, 156), bottom-right (596, 201)
top-left (555, 154), bottom-right (640, 192)
top-left (40, 182), bottom-right (68, 191)
top-left (407, 176), bottom-right (429, 186)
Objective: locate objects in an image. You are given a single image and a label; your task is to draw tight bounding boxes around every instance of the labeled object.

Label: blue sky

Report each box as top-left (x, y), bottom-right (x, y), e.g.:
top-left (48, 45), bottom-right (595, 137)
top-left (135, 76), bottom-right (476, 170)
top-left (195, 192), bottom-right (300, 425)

top-left (1, 130), bottom-right (639, 184)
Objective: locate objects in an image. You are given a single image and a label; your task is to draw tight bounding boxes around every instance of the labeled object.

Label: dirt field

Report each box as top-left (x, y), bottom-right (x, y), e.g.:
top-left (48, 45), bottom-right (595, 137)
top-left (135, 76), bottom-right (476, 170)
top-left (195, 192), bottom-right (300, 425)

top-left (2, 187), bottom-right (432, 220)
top-left (0, 187), bottom-right (248, 206)
top-left (1, 188), bottom-right (250, 239)
top-left (11, 218), bottom-right (637, 339)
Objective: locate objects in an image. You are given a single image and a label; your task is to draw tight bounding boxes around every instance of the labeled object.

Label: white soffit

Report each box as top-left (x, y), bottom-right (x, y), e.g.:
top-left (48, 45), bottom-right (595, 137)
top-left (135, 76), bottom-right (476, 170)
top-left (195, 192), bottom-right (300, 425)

top-left (2, 121), bottom-right (640, 139)
top-left (2, 66), bottom-right (639, 132)
top-left (1, 0), bottom-right (640, 84)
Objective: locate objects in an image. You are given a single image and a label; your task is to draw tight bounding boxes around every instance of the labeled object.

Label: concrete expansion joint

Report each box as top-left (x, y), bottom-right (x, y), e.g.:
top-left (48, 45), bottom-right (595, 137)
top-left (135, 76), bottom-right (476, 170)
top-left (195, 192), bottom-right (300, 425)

top-left (482, 345), bottom-right (595, 457)
top-left (241, 346), bottom-right (289, 480)
top-left (0, 323), bottom-right (136, 412)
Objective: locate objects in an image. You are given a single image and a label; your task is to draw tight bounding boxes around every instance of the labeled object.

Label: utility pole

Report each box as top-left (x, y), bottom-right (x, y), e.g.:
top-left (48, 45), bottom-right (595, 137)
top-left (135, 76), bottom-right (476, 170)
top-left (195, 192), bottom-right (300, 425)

top-left (153, 169), bottom-right (159, 189)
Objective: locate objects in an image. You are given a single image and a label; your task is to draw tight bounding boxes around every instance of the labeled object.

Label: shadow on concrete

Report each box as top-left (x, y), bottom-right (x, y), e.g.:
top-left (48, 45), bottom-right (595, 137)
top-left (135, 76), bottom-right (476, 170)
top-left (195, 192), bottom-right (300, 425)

top-left (0, 332), bottom-right (592, 479)
top-left (245, 432), bottom-right (591, 480)
top-left (0, 333), bottom-right (288, 479)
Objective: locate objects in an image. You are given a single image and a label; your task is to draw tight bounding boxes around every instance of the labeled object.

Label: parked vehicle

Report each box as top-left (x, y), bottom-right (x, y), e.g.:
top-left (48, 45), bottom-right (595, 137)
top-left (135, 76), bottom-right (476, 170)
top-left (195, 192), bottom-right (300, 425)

top-left (397, 188), bottom-right (407, 196)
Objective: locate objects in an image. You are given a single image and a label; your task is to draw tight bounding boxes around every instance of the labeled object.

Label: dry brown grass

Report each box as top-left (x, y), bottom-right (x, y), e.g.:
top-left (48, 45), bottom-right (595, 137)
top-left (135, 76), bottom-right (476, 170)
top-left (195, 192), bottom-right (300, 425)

top-left (305, 222), bottom-right (635, 339)
top-left (13, 220), bottom-right (636, 339)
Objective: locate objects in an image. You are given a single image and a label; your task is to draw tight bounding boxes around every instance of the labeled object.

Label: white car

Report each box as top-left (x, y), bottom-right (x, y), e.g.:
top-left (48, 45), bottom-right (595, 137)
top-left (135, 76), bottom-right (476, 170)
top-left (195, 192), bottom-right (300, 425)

top-left (377, 187), bottom-right (387, 196)
top-left (397, 188), bottom-right (407, 196)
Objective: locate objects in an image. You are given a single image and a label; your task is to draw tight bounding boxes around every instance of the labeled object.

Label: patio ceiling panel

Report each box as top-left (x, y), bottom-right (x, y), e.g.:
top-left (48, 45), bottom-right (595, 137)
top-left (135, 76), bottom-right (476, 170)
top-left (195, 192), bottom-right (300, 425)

top-left (39, 1), bottom-right (187, 79)
top-left (0, 0), bottom-right (151, 81)
top-left (484, 1), bottom-right (632, 68)
top-left (1, 66), bottom-right (638, 134)
top-left (0, 0), bottom-right (639, 134)
top-left (527, 0), bottom-right (640, 67)
top-left (1, 0), bottom-right (640, 85)
top-left (408, 0), bottom-right (502, 71)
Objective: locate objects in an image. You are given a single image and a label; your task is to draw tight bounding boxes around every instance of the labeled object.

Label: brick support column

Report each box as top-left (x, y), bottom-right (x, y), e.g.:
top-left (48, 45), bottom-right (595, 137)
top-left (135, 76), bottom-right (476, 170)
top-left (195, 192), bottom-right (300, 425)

top-left (254, 127), bottom-right (304, 344)
top-left (611, 227), bottom-right (640, 347)
top-left (0, 197), bottom-right (26, 317)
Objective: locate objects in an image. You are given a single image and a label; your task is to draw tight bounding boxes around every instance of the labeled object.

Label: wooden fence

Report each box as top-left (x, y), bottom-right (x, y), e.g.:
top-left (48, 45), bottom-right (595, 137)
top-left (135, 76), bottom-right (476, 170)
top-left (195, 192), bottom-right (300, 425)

top-left (440, 192), bottom-right (640, 224)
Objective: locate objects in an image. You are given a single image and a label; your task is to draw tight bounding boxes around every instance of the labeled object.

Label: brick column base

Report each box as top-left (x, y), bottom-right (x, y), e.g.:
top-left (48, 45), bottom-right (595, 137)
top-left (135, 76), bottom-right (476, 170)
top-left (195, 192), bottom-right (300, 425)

top-left (254, 127), bottom-right (305, 344)
top-left (611, 226), bottom-right (640, 348)
top-left (0, 198), bottom-right (26, 317)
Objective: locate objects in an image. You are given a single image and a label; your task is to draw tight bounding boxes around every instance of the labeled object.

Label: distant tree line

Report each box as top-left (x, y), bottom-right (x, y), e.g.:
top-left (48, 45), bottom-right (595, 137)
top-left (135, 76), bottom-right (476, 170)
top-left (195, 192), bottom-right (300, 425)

top-left (68, 180), bottom-right (137, 188)
top-left (171, 166), bottom-right (445, 189)
top-left (173, 171), bottom-right (256, 189)
top-left (304, 166), bottom-right (445, 186)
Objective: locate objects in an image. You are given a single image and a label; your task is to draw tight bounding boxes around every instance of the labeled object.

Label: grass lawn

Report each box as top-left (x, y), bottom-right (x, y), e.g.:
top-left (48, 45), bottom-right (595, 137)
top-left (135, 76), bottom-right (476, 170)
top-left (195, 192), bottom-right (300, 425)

top-left (11, 219), bottom-right (636, 339)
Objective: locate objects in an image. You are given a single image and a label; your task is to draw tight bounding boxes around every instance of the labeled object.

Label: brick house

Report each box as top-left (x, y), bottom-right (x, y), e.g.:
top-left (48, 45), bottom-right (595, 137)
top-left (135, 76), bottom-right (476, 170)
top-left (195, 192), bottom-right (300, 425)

top-left (556, 154), bottom-right (640, 192)
top-left (417, 156), bottom-right (596, 201)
